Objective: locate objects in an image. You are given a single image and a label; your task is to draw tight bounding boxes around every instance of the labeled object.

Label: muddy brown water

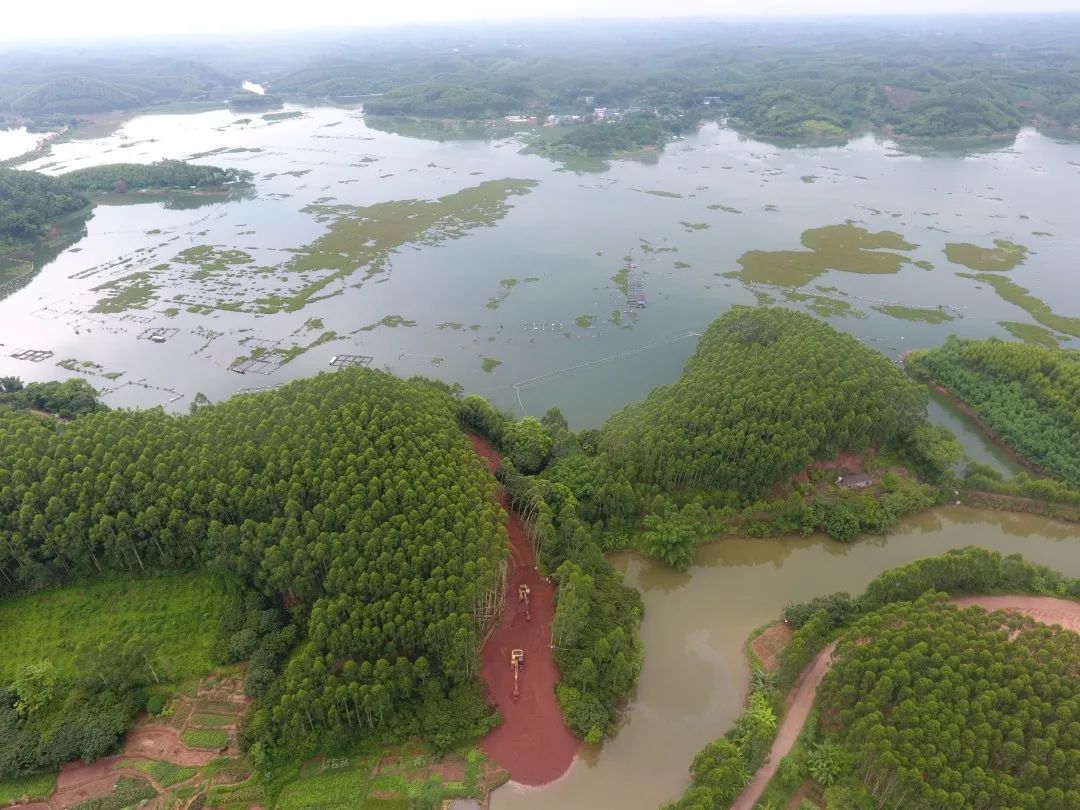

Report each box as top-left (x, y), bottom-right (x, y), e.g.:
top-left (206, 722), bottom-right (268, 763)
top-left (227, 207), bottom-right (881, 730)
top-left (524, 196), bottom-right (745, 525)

top-left (492, 506), bottom-right (1080, 808)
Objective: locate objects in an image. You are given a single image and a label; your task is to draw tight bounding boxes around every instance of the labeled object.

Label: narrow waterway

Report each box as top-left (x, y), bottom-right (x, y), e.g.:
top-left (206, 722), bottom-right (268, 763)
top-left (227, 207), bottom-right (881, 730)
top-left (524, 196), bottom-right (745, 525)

top-left (492, 506), bottom-right (1080, 809)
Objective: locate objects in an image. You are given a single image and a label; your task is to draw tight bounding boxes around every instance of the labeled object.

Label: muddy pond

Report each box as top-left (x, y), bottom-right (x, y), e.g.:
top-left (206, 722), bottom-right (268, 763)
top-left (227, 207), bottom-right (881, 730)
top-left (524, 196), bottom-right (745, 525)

top-left (1, 108), bottom-right (1078, 434)
top-left (495, 507), bottom-right (1080, 809)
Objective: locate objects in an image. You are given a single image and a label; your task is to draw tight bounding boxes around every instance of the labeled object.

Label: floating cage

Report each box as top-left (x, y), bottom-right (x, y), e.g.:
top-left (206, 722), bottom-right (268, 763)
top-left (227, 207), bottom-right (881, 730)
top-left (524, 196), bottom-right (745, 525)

top-left (10, 349), bottom-right (54, 362)
top-left (329, 354), bottom-right (374, 368)
top-left (138, 327), bottom-right (180, 343)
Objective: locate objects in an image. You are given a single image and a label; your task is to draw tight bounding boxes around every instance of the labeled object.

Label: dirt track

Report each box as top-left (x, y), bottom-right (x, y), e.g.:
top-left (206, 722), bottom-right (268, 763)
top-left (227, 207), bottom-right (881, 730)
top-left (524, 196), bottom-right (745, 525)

top-left (730, 595), bottom-right (1080, 810)
top-left (470, 435), bottom-right (581, 786)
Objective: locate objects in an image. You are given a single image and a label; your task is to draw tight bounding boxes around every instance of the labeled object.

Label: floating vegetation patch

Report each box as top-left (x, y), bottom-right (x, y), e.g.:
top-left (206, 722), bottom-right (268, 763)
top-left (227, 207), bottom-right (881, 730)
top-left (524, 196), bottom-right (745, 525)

top-left (707, 204), bottom-right (742, 214)
top-left (358, 315), bottom-right (417, 331)
top-left (633, 189), bottom-right (683, 198)
top-left (782, 290), bottom-right (866, 319)
top-left (639, 238), bottom-right (677, 255)
top-left (874, 304), bottom-right (956, 324)
top-left (485, 278), bottom-right (520, 310)
top-left (172, 245), bottom-right (255, 280)
top-left (575, 314), bottom-right (597, 328)
top-left (945, 239), bottom-right (1028, 271)
top-left (262, 111), bottom-right (305, 121)
top-left (430, 357), bottom-right (444, 365)
top-left (674, 260), bottom-right (691, 269)
top-left (999, 321), bottom-right (1062, 348)
top-left (438, 322), bottom-right (464, 331)
top-left (259, 178), bottom-right (536, 313)
top-left (801, 175), bottom-right (819, 183)
top-left (680, 221), bottom-right (710, 232)
top-left (913, 260), bottom-right (935, 271)
top-left (734, 223), bottom-right (917, 286)
top-left (92, 271), bottom-right (159, 313)
top-left (1032, 231), bottom-right (1054, 237)
top-left (481, 356), bottom-right (502, 373)
top-left (960, 272), bottom-right (1080, 338)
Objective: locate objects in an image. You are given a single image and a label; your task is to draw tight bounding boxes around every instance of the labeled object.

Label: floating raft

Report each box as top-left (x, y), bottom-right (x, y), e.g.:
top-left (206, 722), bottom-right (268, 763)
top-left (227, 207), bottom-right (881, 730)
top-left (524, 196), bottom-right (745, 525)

top-left (626, 274), bottom-right (647, 308)
top-left (10, 349), bottom-right (54, 362)
top-left (329, 354), bottom-right (374, 368)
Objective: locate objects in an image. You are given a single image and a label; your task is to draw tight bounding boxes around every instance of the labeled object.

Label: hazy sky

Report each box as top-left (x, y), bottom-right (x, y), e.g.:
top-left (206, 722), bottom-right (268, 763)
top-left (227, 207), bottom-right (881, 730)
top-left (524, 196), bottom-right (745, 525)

top-left (4, 0), bottom-right (1080, 41)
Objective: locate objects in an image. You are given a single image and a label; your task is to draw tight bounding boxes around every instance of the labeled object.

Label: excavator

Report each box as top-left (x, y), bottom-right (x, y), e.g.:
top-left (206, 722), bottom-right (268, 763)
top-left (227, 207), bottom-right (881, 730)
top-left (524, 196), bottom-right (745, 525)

top-left (518, 583), bottom-right (532, 621)
top-left (511, 648), bottom-right (525, 699)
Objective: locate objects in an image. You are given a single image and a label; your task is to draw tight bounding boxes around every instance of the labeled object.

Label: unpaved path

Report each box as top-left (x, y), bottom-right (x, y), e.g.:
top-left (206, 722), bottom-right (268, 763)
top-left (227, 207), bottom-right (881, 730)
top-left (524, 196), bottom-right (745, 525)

top-left (470, 435), bottom-right (580, 786)
top-left (730, 595), bottom-right (1080, 810)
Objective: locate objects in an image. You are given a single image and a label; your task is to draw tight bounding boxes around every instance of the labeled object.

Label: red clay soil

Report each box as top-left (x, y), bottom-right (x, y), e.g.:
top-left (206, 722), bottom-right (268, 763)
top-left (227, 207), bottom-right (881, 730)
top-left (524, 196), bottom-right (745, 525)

top-left (751, 623), bottom-right (794, 674)
top-left (731, 595), bottom-right (1080, 810)
top-left (50, 757), bottom-right (121, 809)
top-left (469, 435), bottom-right (581, 786)
top-left (123, 726), bottom-right (216, 767)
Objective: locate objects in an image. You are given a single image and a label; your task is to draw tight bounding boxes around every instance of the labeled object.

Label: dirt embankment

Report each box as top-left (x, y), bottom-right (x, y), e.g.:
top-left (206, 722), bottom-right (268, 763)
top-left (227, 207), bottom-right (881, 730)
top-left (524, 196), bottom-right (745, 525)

top-left (730, 595), bottom-right (1080, 810)
top-left (469, 435), bottom-right (580, 787)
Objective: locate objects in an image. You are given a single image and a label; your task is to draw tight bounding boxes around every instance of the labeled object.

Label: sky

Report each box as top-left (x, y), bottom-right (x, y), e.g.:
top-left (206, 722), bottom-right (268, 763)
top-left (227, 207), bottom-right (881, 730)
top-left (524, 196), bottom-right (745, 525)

top-left (3, 0), bottom-right (1079, 41)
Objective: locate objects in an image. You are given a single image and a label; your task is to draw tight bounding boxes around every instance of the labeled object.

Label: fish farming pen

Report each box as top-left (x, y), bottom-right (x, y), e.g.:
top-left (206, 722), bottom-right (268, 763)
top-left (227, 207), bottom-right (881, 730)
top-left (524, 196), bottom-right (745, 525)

top-left (10, 349), bottom-right (54, 362)
top-left (329, 354), bottom-right (374, 368)
top-left (138, 327), bottom-right (180, 343)
top-left (230, 356), bottom-right (283, 375)
top-left (626, 274), bottom-right (647, 308)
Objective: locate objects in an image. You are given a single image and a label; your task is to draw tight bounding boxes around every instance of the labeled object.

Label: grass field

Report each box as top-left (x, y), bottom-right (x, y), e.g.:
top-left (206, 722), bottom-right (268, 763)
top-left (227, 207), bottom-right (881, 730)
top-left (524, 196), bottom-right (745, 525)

top-left (0, 771), bottom-right (56, 803)
top-left (118, 759), bottom-right (198, 787)
top-left (0, 573), bottom-right (235, 687)
top-left (181, 729), bottom-right (229, 749)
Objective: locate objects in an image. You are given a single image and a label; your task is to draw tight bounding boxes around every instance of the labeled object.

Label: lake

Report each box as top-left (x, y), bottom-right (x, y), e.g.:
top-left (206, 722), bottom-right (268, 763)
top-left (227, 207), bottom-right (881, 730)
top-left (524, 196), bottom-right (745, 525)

top-left (1, 108), bottom-right (1078, 436)
top-left (494, 507), bottom-right (1080, 808)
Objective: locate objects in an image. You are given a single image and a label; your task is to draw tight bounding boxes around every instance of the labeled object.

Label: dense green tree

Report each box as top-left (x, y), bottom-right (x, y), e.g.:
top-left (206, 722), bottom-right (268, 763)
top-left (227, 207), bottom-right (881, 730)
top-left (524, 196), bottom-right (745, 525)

top-left (908, 337), bottom-right (1080, 485)
top-left (601, 307), bottom-right (927, 500)
top-left (502, 417), bottom-right (553, 474)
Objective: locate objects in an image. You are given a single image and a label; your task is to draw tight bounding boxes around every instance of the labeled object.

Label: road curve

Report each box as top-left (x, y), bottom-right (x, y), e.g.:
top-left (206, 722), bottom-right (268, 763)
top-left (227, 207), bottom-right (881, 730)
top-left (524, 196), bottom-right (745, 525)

top-left (729, 595), bottom-right (1080, 810)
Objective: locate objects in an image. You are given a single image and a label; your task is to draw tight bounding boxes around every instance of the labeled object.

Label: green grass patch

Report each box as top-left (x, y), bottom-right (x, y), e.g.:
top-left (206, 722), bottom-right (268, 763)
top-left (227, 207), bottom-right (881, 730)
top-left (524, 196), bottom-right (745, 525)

top-left (118, 759), bottom-right (197, 786)
top-left (735, 222), bottom-right (916, 286)
top-left (962, 272), bottom-right (1080, 337)
top-left (874, 304), bottom-right (955, 324)
top-left (999, 321), bottom-right (1061, 348)
top-left (181, 728), bottom-right (229, 749)
top-left (69, 777), bottom-right (156, 810)
top-left (190, 712), bottom-right (235, 728)
top-left (276, 766), bottom-right (372, 809)
top-left (945, 239), bottom-right (1027, 271)
top-left (0, 771), bottom-right (56, 803)
top-left (0, 573), bottom-right (234, 688)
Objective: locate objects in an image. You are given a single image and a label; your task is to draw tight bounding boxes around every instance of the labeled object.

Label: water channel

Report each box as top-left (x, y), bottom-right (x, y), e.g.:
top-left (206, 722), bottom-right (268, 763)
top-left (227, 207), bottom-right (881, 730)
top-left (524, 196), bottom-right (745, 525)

top-left (495, 507), bottom-right (1080, 808)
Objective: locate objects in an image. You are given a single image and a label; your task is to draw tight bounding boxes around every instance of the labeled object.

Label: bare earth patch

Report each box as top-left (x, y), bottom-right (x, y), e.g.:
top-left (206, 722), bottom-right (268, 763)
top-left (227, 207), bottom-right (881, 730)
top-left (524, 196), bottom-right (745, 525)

top-left (751, 622), bottom-right (793, 673)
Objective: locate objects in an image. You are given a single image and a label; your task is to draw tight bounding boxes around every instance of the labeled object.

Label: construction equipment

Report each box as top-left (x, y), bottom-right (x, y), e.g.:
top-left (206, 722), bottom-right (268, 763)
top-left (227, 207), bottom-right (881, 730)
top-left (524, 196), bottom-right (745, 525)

top-left (518, 584), bottom-right (532, 621)
top-left (510, 649), bottom-right (525, 699)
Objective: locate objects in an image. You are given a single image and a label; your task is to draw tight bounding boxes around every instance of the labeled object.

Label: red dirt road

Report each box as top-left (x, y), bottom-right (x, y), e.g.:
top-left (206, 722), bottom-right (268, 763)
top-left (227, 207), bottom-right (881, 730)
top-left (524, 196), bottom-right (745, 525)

top-left (731, 595), bottom-right (1080, 809)
top-left (470, 435), bottom-right (580, 786)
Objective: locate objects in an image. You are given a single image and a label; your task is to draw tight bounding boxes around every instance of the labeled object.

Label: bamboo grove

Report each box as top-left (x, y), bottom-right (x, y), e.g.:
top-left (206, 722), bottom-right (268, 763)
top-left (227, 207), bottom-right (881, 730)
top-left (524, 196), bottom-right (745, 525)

top-left (0, 370), bottom-right (508, 766)
top-left (908, 336), bottom-right (1080, 486)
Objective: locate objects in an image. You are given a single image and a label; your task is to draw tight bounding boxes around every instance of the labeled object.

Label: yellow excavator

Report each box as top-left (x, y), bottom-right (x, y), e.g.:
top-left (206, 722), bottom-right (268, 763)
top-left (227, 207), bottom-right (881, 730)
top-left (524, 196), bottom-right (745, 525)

top-left (511, 649), bottom-right (525, 699)
top-left (518, 583), bottom-right (532, 621)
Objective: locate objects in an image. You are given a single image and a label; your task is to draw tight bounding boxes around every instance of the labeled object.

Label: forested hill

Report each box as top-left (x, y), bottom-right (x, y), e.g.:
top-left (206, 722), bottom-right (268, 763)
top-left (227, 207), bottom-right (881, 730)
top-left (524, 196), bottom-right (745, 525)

top-left (0, 370), bottom-right (508, 770)
top-left (60, 160), bottom-right (252, 193)
top-left (0, 168), bottom-right (88, 243)
top-left (821, 597), bottom-right (1080, 808)
top-left (907, 336), bottom-right (1080, 485)
top-left (600, 307), bottom-right (927, 498)
top-left (0, 162), bottom-right (246, 246)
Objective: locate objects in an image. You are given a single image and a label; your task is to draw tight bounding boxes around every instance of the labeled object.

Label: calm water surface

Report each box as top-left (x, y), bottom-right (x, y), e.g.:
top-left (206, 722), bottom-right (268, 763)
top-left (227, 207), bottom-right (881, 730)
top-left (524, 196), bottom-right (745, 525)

top-left (1, 110), bottom-right (1077, 433)
top-left (494, 508), bottom-right (1080, 809)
